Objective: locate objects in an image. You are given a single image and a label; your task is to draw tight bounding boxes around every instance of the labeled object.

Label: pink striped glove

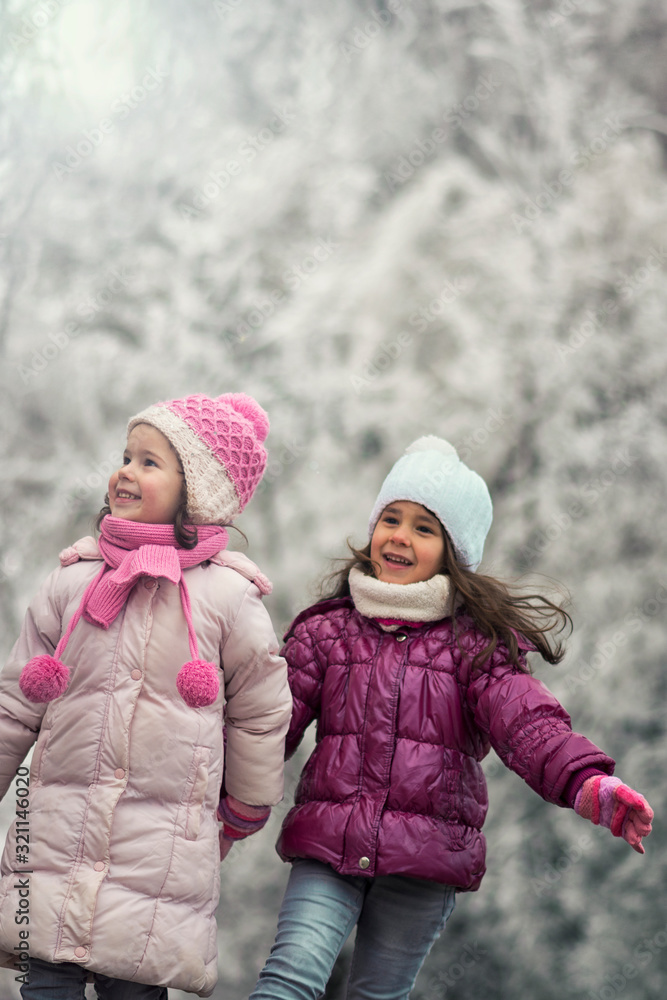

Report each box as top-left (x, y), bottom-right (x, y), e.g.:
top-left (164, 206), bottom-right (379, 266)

top-left (574, 776), bottom-right (654, 854)
top-left (217, 794), bottom-right (271, 861)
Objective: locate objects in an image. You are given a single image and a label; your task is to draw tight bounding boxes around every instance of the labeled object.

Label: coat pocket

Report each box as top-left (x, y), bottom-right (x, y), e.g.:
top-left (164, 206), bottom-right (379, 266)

top-left (30, 726), bottom-right (52, 785)
top-left (183, 746), bottom-right (212, 841)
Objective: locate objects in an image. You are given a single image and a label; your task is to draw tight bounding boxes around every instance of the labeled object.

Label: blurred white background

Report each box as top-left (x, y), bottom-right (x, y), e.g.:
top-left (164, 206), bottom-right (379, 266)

top-left (1, 1), bottom-right (666, 998)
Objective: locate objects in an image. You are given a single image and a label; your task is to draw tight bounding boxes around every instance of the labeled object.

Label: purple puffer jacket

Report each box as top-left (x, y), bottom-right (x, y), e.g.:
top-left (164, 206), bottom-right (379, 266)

top-left (276, 598), bottom-right (614, 892)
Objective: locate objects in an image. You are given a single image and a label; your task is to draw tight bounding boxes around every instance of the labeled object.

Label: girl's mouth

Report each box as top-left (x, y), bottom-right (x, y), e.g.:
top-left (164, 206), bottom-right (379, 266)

top-left (383, 553), bottom-right (413, 567)
top-left (115, 490), bottom-right (139, 501)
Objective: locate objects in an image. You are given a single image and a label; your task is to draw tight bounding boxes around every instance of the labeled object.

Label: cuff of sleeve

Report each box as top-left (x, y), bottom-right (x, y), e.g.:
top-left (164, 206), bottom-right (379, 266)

top-left (564, 768), bottom-right (608, 809)
top-left (217, 796), bottom-right (271, 839)
top-left (222, 823), bottom-right (252, 841)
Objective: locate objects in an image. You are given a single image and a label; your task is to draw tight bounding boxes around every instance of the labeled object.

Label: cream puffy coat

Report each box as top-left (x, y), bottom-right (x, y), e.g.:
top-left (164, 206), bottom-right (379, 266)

top-left (0, 538), bottom-right (292, 996)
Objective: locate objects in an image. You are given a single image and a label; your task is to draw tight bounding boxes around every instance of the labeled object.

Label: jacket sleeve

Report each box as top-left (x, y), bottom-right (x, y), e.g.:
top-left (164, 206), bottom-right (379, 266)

top-left (466, 644), bottom-right (615, 807)
top-left (0, 569), bottom-right (63, 801)
top-left (221, 583), bottom-right (292, 807)
top-left (282, 617), bottom-right (326, 760)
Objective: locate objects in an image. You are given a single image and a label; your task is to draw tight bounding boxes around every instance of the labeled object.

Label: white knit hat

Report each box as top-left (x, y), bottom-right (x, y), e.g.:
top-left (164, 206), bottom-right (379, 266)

top-left (368, 436), bottom-right (493, 571)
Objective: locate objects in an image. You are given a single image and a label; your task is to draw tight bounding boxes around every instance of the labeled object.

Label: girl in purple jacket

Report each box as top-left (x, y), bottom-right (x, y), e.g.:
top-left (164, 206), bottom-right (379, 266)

top-left (249, 436), bottom-right (653, 1000)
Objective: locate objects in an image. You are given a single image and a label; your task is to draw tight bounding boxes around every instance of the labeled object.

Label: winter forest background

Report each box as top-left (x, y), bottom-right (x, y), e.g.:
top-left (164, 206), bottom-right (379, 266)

top-left (1, 0), bottom-right (666, 997)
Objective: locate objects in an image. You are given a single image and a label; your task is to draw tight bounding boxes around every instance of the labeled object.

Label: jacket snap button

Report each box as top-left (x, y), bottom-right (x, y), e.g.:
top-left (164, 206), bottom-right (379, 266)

top-left (74, 946), bottom-right (87, 959)
top-left (93, 861), bottom-right (105, 872)
top-left (131, 669), bottom-right (142, 680)
top-left (144, 578), bottom-right (156, 589)
top-left (396, 634), bottom-right (406, 642)
top-left (114, 768), bottom-right (125, 779)
top-left (358, 857), bottom-right (370, 869)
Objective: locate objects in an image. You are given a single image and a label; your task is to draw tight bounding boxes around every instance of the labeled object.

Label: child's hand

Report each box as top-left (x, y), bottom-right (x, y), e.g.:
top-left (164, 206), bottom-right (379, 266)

top-left (575, 776), bottom-right (654, 854)
top-left (219, 830), bottom-right (235, 862)
top-left (612, 783), bottom-right (654, 853)
top-left (216, 794), bottom-right (271, 862)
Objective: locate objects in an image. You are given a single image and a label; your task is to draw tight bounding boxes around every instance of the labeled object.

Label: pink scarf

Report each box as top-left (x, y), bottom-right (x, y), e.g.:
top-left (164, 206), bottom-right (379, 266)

top-left (19, 516), bottom-right (230, 709)
top-left (87, 516), bottom-right (229, 627)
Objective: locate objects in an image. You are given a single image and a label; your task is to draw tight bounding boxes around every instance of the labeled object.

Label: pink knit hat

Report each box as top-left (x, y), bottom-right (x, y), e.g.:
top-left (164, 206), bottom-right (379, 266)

top-left (128, 392), bottom-right (269, 524)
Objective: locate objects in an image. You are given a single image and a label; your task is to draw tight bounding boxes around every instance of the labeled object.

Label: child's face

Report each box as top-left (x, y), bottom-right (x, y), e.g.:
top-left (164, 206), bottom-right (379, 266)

top-left (108, 424), bottom-right (185, 525)
top-left (370, 501), bottom-right (445, 585)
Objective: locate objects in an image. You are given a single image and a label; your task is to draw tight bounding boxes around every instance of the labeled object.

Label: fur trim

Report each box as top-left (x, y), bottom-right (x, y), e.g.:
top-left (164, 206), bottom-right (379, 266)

top-left (348, 567), bottom-right (452, 625)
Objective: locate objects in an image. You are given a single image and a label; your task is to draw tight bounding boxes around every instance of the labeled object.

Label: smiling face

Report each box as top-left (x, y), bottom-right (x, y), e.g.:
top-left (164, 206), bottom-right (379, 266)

top-left (370, 500), bottom-right (446, 585)
top-left (108, 424), bottom-right (185, 525)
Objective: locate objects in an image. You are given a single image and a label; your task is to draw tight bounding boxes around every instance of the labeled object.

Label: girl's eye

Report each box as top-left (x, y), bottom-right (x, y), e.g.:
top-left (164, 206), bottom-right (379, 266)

top-left (418, 525), bottom-right (434, 534)
top-left (122, 456), bottom-right (131, 465)
top-left (144, 459), bottom-right (157, 467)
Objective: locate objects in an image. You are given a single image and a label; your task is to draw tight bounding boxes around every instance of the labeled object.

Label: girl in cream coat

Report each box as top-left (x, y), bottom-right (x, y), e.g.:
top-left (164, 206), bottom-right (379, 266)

top-left (0, 392), bottom-right (292, 999)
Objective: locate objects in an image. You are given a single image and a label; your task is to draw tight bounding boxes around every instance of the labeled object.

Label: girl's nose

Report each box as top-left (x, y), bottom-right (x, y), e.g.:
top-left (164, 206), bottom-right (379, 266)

top-left (390, 526), bottom-right (409, 545)
top-left (118, 463), bottom-right (135, 480)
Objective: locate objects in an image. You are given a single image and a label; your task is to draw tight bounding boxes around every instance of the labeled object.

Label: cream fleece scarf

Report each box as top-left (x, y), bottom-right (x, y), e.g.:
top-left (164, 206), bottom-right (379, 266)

top-left (348, 566), bottom-right (452, 631)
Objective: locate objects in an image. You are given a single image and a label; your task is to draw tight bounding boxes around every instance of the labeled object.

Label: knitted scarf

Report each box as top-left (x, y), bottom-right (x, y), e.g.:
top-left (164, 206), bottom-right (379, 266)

top-left (19, 516), bottom-right (229, 709)
top-left (348, 566), bottom-right (452, 631)
top-left (88, 516), bottom-right (229, 627)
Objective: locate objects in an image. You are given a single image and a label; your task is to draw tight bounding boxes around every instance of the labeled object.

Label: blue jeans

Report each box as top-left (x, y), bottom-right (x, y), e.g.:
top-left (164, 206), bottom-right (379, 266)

top-left (20, 958), bottom-right (168, 1000)
top-left (250, 859), bottom-right (456, 1000)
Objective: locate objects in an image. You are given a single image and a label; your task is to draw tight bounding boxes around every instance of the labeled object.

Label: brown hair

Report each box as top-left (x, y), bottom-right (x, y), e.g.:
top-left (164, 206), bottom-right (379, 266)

top-left (319, 531), bottom-right (571, 673)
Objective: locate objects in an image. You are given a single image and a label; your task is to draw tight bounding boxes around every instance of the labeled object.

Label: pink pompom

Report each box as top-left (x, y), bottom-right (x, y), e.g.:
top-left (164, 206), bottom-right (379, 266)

top-left (19, 656), bottom-right (70, 703)
top-left (222, 393), bottom-right (270, 442)
top-left (176, 659), bottom-right (220, 708)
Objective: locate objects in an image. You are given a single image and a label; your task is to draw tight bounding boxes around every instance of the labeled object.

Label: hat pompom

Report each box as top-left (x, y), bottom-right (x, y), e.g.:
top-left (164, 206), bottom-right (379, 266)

top-left (19, 656), bottom-right (70, 703)
top-left (405, 436), bottom-right (458, 458)
top-left (222, 393), bottom-right (270, 443)
top-left (176, 659), bottom-right (220, 708)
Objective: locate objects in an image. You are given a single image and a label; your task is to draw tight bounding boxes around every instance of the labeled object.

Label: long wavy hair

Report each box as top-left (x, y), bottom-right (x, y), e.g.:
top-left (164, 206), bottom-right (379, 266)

top-left (319, 529), bottom-right (571, 673)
